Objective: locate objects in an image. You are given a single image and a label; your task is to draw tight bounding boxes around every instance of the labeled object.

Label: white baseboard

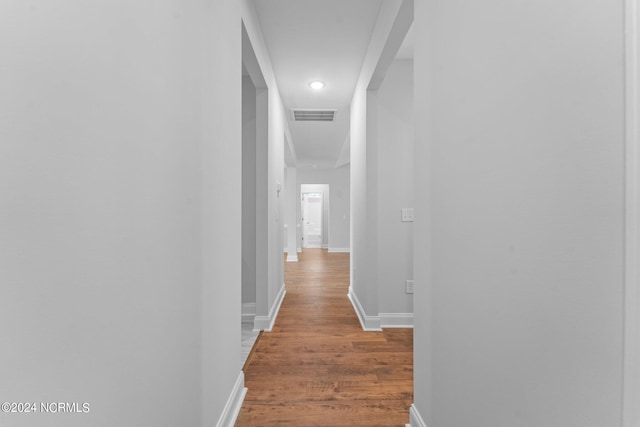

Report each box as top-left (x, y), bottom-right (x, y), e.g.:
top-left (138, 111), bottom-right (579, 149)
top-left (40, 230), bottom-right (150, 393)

top-left (216, 372), bottom-right (247, 427)
top-left (347, 286), bottom-right (382, 331)
top-left (297, 247), bottom-right (302, 253)
top-left (284, 248), bottom-right (299, 261)
top-left (328, 247), bottom-right (350, 253)
top-left (380, 312), bottom-right (414, 328)
top-left (408, 404), bottom-right (428, 427)
top-left (254, 284), bottom-right (286, 332)
top-left (322, 244), bottom-right (329, 249)
top-left (241, 302), bottom-right (256, 323)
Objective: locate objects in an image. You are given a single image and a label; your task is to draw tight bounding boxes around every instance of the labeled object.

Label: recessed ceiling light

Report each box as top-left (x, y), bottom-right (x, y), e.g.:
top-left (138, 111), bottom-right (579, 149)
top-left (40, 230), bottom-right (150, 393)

top-left (309, 81), bottom-right (324, 90)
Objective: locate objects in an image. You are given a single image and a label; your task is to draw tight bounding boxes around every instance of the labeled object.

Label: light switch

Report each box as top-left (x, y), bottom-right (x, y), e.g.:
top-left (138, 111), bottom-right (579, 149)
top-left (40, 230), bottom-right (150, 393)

top-left (406, 280), bottom-right (414, 294)
top-left (401, 208), bottom-right (414, 222)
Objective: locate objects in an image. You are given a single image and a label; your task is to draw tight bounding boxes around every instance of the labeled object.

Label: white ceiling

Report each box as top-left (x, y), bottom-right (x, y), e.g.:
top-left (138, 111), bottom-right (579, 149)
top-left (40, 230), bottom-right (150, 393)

top-left (253, 0), bottom-right (384, 168)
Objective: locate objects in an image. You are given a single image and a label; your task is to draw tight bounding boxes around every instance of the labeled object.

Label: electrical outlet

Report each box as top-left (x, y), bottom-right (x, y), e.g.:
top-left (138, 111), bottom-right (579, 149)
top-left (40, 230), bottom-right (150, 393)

top-left (405, 280), bottom-right (414, 294)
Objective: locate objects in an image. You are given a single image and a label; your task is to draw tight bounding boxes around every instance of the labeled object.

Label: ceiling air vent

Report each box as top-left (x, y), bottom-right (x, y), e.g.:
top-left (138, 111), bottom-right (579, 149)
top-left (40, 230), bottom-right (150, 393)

top-left (292, 109), bottom-right (335, 122)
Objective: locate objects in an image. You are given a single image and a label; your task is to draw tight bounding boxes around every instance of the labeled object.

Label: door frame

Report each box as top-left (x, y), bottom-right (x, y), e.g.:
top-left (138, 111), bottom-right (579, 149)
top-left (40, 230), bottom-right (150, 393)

top-left (624, 0), bottom-right (640, 425)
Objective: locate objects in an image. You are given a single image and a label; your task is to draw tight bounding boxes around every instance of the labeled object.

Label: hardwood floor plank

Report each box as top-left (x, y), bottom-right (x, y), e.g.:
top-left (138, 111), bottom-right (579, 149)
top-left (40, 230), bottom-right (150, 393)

top-left (241, 380), bottom-right (412, 403)
top-left (237, 249), bottom-right (412, 427)
top-left (236, 400), bottom-right (409, 427)
top-left (249, 351), bottom-right (412, 366)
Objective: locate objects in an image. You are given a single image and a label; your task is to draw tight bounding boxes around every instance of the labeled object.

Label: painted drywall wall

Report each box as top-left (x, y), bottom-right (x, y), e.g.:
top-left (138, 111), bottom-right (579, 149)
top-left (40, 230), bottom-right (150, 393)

top-left (351, 0), bottom-right (404, 318)
top-left (242, 75), bottom-right (257, 306)
top-left (301, 184), bottom-right (330, 248)
top-left (267, 92), bottom-right (286, 314)
top-left (375, 59), bottom-right (413, 315)
top-left (364, 90), bottom-right (381, 321)
top-left (623, 4), bottom-right (640, 425)
top-left (241, 1), bottom-right (289, 329)
top-left (297, 166), bottom-right (351, 251)
top-left (0, 0), bottom-right (291, 425)
top-left (254, 89), bottom-right (269, 322)
top-left (412, 1), bottom-right (625, 426)
top-left (350, 0), bottom-right (412, 326)
top-left (284, 167), bottom-right (298, 260)
top-left (0, 1), bottom-right (244, 426)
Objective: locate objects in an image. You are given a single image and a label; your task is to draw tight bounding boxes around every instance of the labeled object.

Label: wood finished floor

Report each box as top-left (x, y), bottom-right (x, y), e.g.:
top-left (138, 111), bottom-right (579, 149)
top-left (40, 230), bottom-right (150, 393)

top-left (236, 249), bottom-right (413, 427)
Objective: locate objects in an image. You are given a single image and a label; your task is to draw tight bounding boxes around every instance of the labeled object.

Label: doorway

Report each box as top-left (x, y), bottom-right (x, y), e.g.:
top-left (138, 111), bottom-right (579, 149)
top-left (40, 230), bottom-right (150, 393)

top-left (300, 184), bottom-right (330, 250)
top-left (241, 22), bottom-right (268, 366)
top-left (302, 192), bottom-right (323, 248)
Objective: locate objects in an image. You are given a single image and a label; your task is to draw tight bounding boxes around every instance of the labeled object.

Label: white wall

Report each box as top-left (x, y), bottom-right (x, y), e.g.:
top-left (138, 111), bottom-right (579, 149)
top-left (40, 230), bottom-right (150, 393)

top-left (0, 1), bottom-right (244, 426)
top-left (0, 0), bottom-right (291, 425)
top-left (254, 89), bottom-right (270, 325)
top-left (351, 0), bottom-right (401, 321)
top-left (375, 59), bottom-right (414, 316)
top-left (297, 166), bottom-right (351, 251)
top-left (623, 3), bottom-right (640, 425)
top-left (242, 75), bottom-right (257, 306)
top-left (412, 1), bottom-right (625, 426)
top-left (349, 0), bottom-right (412, 329)
top-left (266, 91), bottom-right (286, 315)
top-left (240, 1), bottom-right (289, 330)
top-left (351, 77), bottom-right (369, 310)
top-left (284, 167), bottom-right (298, 260)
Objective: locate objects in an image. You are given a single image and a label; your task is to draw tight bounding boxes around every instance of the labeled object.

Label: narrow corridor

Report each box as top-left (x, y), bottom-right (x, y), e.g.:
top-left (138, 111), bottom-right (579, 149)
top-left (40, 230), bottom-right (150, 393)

top-left (236, 249), bottom-right (413, 426)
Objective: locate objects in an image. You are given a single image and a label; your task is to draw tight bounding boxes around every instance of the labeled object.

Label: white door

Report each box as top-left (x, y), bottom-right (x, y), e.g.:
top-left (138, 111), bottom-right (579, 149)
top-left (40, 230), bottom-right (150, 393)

top-left (302, 192), bottom-right (322, 248)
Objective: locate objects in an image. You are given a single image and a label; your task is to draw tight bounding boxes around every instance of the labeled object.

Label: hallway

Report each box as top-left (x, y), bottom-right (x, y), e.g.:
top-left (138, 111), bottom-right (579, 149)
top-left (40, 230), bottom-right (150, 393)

top-left (236, 249), bottom-right (413, 426)
top-left (2, 1), bottom-right (637, 426)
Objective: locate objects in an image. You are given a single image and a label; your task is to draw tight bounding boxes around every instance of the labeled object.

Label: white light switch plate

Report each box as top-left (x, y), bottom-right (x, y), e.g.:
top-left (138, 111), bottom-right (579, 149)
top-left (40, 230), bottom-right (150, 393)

top-left (406, 280), bottom-right (414, 294)
top-left (401, 208), bottom-right (414, 222)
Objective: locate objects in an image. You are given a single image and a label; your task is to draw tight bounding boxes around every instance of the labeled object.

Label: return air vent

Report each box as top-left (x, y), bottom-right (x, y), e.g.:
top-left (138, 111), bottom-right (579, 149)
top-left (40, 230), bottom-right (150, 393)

top-left (292, 109), bottom-right (335, 122)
